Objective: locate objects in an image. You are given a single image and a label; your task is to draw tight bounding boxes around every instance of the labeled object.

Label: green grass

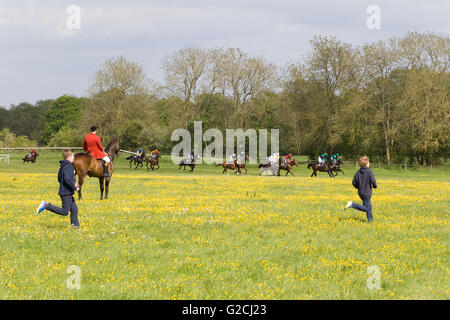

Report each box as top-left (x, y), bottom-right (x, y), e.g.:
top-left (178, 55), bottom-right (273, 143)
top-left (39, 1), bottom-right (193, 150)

top-left (0, 153), bottom-right (448, 299)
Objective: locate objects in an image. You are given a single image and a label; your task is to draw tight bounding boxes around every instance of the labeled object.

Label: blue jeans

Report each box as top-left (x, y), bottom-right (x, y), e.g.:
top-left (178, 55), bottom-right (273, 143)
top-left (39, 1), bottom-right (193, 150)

top-left (46, 195), bottom-right (79, 227)
top-left (351, 197), bottom-right (373, 222)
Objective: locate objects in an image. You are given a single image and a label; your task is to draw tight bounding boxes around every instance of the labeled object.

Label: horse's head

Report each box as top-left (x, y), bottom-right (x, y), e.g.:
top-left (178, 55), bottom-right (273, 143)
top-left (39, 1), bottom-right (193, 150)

top-left (35, 152), bottom-right (40, 156)
top-left (105, 137), bottom-right (120, 159)
top-left (292, 159), bottom-right (298, 166)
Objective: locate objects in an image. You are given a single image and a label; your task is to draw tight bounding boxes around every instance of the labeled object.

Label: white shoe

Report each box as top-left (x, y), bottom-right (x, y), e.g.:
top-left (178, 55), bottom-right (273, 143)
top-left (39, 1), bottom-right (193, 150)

top-left (344, 201), bottom-right (353, 210)
top-left (36, 201), bottom-right (47, 215)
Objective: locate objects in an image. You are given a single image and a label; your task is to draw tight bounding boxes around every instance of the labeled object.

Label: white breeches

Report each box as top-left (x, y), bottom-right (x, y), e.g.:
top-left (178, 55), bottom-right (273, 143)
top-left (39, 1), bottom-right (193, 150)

top-left (103, 155), bottom-right (110, 164)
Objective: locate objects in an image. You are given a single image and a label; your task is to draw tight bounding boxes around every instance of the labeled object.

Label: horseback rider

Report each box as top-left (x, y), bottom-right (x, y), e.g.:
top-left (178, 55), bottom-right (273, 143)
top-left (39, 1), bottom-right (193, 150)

top-left (136, 148), bottom-right (143, 158)
top-left (331, 153), bottom-right (341, 164)
top-left (151, 148), bottom-right (159, 161)
top-left (284, 153), bottom-right (292, 167)
top-left (268, 152), bottom-right (279, 164)
top-left (237, 151), bottom-right (245, 164)
top-left (318, 153), bottom-right (328, 167)
top-left (82, 126), bottom-right (110, 177)
top-left (189, 150), bottom-right (195, 164)
top-left (227, 153), bottom-right (236, 165)
top-left (29, 149), bottom-right (35, 158)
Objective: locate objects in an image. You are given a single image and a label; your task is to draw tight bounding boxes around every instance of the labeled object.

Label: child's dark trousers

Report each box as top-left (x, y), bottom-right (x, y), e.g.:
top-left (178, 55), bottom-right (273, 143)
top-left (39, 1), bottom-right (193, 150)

top-left (46, 195), bottom-right (79, 227)
top-left (351, 197), bottom-right (373, 222)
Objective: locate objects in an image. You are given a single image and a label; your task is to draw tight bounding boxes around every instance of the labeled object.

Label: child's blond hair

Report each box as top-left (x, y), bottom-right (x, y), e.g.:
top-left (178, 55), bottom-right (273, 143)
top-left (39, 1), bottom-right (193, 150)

top-left (359, 156), bottom-right (370, 167)
top-left (63, 149), bottom-right (74, 160)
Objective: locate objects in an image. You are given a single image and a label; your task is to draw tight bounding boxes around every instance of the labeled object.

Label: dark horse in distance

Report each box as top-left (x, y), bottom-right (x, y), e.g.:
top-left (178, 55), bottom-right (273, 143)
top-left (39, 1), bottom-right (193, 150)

top-left (307, 160), bottom-right (334, 178)
top-left (23, 151), bottom-right (39, 163)
top-left (73, 137), bottom-right (120, 200)
top-left (146, 151), bottom-right (161, 171)
top-left (179, 155), bottom-right (199, 172)
top-left (280, 158), bottom-right (298, 176)
top-left (126, 152), bottom-right (146, 169)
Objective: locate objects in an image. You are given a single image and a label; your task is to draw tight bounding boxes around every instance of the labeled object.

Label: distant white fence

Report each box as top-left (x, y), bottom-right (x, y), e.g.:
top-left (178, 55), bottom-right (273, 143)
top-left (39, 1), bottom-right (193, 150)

top-left (0, 154), bottom-right (10, 164)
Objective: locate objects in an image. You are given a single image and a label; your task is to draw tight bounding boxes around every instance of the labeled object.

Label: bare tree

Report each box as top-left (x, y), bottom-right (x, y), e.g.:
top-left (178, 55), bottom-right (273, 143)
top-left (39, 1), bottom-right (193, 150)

top-left (84, 56), bottom-right (150, 141)
top-left (162, 47), bottom-right (209, 128)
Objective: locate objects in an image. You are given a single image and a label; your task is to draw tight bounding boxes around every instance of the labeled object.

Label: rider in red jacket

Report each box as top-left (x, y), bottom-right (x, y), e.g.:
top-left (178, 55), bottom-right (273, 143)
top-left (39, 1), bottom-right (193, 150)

top-left (82, 126), bottom-right (110, 177)
top-left (284, 153), bottom-right (292, 166)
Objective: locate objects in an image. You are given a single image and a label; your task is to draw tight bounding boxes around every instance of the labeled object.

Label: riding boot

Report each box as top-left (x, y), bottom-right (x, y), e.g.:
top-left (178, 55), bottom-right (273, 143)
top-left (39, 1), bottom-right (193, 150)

top-left (103, 162), bottom-right (111, 177)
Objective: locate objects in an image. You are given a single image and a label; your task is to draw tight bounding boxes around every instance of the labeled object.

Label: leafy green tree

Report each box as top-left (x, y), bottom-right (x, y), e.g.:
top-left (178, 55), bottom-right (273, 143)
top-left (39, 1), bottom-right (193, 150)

top-left (47, 126), bottom-right (83, 147)
top-left (0, 128), bottom-right (16, 147)
top-left (41, 95), bottom-right (80, 144)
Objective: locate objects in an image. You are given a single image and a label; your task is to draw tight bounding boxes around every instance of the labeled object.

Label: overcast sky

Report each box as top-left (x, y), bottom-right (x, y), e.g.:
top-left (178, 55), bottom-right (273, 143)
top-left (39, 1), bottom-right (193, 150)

top-left (0, 0), bottom-right (449, 107)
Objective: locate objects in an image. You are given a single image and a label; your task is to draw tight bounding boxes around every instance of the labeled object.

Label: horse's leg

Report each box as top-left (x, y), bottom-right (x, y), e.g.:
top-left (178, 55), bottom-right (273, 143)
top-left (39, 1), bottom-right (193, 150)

top-left (105, 177), bottom-right (110, 199)
top-left (99, 177), bottom-right (104, 200)
top-left (77, 174), bottom-right (85, 200)
top-left (244, 167), bottom-right (247, 174)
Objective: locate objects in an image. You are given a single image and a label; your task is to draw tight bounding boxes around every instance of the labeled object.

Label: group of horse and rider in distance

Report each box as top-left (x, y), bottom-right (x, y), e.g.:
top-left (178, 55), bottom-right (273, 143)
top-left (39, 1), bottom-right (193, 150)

top-left (23, 145), bottom-right (344, 178)
top-left (126, 148), bottom-right (343, 177)
top-left (21, 126), bottom-right (346, 206)
top-left (126, 147), bottom-right (161, 171)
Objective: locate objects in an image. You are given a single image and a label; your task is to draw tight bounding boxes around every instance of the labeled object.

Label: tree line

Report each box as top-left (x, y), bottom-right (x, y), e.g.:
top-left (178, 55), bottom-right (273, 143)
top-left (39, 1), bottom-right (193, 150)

top-left (0, 31), bottom-right (448, 165)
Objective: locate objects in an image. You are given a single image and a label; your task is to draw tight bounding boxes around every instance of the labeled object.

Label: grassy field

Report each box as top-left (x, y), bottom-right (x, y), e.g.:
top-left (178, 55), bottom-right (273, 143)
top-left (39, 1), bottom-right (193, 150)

top-left (0, 152), bottom-right (448, 299)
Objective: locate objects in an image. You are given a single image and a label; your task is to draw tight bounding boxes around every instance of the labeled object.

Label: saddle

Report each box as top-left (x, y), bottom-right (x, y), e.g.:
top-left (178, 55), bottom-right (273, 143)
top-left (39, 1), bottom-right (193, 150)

top-left (86, 151), bottom-right (107, 168)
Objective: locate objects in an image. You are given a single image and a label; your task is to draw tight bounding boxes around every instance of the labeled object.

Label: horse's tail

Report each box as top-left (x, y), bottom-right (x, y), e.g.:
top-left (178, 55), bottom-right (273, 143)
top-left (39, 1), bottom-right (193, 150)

top-left (258, 163), bottom-right (263, 168)
top-left (126, 155), bottom-right (132, 160)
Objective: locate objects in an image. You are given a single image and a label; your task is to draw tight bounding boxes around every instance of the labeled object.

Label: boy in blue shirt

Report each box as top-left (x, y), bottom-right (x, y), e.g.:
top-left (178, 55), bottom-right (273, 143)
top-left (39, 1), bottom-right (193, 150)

top-left (36, 149), bottom-right (80, 228)
top-left (345, 156), bottom-right (377, 223)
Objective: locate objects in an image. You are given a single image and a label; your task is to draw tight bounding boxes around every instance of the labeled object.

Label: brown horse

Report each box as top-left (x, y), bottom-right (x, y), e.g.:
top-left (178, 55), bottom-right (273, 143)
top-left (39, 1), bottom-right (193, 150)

top-left (307, 160), bottom-right (334, 178)
top-left (329, 158), bottom-right (344, 176)
top-left (146, 151), bottom-right (161, 171)
top-left (23, 152), bottom-right (39, 163)
top-left (73, 137), bottom-right (120, 200)
top-left (280, 158), bottom-right (298, 176)
top-left (126, 152), bottom-right (146, 168)
top-left (236, 154), bottom-right (249, 174)
top-left (217, 159), bottom-right (241, 174)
